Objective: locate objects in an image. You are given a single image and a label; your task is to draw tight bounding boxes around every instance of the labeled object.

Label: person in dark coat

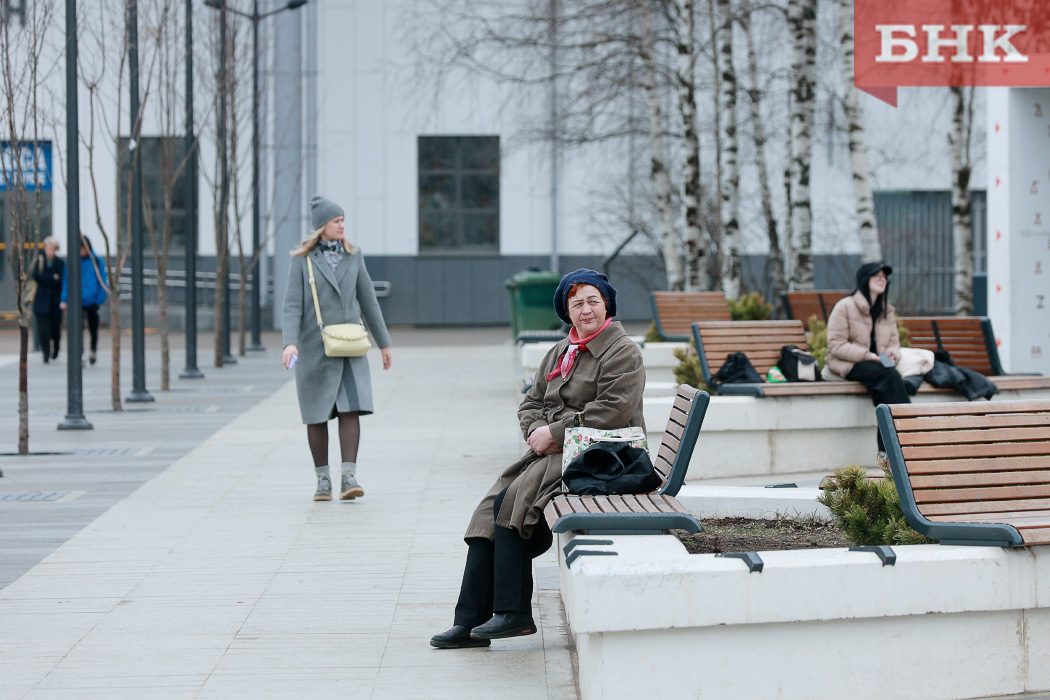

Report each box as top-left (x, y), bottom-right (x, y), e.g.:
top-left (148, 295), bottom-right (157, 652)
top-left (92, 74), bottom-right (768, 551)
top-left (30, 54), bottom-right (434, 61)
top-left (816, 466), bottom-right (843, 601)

top-left (431, 269), bottom-right (646, 649)
top-left (826, 262), bottom-right (911, 467)
top-left (60, 235), bottom-right (109, 366)
top-left (281, 195), bottom-right (393, 502)
top-left (32, 236), bottom-right (65, 363)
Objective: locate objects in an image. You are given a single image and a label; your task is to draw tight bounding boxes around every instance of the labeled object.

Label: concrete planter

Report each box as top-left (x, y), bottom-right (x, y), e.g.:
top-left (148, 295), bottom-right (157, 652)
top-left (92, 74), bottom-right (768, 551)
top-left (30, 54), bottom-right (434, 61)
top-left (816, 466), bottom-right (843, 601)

top-left (643, 389), bottom-right (1050, 477)
top-left (558, 533), bottom-right (1050, 700)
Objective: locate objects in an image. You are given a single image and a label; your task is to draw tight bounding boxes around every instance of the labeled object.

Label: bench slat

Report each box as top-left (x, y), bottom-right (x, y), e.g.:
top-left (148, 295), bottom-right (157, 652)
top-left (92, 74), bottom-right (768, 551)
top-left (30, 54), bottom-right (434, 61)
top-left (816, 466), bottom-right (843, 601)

top-left (896, 426), bottom-right (1050, 446)
top-left (894, 414), bottom-right (1050, 431)
top-left (920, 497), bottom-right (1050, 517)
top-left (650, 496), bottom-right (675, 514)
top-left (930, 510), bottom-right (1050, 524)
top-left (915, 483), bottom-right (1050, 504)
top-left (890, 401), bottom-right (1050, 418)
top-left (662, 495), bottom-right (692, 515)
top-left (905, 455), bottom-right (1050, 475)
top-left (1016, 528), bottom-right (1050, 544)
top-left (911, 470), bottom-right (1050, 490)
top-left (903, 441), bottom-right (1050, 460)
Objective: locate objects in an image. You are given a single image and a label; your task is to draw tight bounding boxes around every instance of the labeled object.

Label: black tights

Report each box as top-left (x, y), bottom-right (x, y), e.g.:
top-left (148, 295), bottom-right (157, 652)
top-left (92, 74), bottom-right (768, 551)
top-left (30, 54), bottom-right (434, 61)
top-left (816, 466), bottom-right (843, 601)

top-left (306, 412), bottom-right (361, 467)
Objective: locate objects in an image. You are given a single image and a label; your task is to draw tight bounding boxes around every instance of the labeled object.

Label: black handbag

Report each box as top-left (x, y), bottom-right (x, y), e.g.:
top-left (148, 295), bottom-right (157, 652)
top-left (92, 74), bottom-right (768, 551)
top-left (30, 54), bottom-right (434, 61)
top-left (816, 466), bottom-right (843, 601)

top-left (562, 442), bottom-right (662, 496)
top-left (713, 352), bottom-right (763, 385)
top-left (778, 345), bottom-right (821, 382)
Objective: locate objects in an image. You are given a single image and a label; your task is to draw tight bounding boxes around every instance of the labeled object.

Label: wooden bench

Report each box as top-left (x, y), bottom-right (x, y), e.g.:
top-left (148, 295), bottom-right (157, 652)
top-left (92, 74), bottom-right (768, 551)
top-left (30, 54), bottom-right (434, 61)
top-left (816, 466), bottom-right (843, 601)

top-left (781, 290), bottom-right (850, 323)
top-left (877, 400), bottom-right (1050, 546)
top-left (650, 291), bottom-right (731, 341)
top-left (901, 316), bottom-right (1050, 392)
top-left (543, 384), bottom-right (709, 534)
top-left (691, 320), bottom-right (878, 397)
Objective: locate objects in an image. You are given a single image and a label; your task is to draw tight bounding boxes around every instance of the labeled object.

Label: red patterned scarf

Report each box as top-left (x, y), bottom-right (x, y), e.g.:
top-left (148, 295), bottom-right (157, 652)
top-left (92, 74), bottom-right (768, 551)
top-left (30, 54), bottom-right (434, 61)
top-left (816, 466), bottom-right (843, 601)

top-left (546, 318), bottom-right (613, 382)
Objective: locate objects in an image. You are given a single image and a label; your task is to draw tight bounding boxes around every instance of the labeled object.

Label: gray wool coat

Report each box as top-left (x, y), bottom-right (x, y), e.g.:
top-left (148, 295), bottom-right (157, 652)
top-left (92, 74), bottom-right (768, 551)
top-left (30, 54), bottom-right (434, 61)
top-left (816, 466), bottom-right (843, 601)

top-left (464, 321), bottom-right (645, 547)
top-left (281, 245), bottom-right (391, 425)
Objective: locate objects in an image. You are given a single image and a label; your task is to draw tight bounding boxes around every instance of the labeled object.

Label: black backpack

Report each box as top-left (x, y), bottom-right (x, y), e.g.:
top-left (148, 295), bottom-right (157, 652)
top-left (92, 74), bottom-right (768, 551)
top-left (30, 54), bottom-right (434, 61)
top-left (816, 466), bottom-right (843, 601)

top-left (778, 345), bottom-right (821, 382)
top-left (712, 352), bottom-right (763, 385)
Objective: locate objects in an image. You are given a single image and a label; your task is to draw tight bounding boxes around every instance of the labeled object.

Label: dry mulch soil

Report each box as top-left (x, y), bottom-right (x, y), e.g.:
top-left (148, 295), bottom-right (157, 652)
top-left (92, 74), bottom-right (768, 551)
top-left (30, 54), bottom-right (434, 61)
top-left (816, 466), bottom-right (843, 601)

top-left (675, 517), bottom-right (852, 554)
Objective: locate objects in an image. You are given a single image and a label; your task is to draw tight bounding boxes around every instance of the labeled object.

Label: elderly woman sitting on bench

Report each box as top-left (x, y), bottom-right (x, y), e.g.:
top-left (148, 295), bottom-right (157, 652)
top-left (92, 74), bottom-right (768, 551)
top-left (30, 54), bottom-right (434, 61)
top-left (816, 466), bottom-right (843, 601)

top-left (431, 269), bottom-right (646, 649)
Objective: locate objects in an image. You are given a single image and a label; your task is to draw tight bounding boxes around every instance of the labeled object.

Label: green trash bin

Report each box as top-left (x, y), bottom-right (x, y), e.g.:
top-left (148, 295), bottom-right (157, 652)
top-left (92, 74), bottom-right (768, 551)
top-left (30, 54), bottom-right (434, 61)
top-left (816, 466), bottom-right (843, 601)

top-left (504, 270), bottom-right (562, 338)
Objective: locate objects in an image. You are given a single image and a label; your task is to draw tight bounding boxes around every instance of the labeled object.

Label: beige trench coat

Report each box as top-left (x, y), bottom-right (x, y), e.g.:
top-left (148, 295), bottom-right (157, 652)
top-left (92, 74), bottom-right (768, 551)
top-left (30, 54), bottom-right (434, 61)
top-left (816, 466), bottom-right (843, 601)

top-left (464, 321), bottom-right (645, 546)
top-left (826, 291), bottom-right (902, 378)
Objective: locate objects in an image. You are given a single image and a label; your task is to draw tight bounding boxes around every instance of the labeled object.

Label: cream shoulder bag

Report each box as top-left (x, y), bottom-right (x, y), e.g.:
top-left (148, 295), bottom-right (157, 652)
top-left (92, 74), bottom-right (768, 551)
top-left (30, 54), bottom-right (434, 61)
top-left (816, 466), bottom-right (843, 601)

top-left (306, 256), bottom-right (372, 357)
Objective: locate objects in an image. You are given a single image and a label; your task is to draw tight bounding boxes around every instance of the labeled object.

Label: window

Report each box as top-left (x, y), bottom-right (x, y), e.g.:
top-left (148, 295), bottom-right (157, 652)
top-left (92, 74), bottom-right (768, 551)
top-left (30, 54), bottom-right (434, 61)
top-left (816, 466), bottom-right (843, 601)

top-left (118, 136), bottom-right (196, 254)
top-left (418, 136), bottom-right (499, 253)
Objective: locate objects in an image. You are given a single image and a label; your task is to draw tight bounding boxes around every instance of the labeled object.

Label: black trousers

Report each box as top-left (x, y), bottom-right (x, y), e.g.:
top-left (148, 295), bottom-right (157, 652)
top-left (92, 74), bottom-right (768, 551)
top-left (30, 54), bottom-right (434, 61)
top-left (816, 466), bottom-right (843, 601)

top-left (453, 488), bottom-right (551, 628)
top-left (846, 360), bottom-right (911, 451)
top-left (35, 312), bottom-right (61, 360)
top-left (83, 304), bottom-right (100, 353)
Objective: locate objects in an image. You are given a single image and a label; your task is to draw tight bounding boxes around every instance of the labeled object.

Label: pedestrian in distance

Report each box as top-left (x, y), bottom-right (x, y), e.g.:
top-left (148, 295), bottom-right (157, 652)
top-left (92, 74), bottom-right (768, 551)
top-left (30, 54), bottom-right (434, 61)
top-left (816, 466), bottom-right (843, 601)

top-left (60, 234), bottom-right (109, 366)
top-left (431, 269), bottom-right (645, 649)
top-left (825, 262), bottom-right (911, 468)
top-left (281, 195), bottom-right (393, 502)
top-left (31, 236), bottom-right (65, 363)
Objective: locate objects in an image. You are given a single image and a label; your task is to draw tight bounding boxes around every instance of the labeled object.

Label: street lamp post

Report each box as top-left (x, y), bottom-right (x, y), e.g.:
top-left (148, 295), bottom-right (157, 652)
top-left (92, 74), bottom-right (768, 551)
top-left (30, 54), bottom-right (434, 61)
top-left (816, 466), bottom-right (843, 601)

top-left (180, 0), bottom-right (203, 379)
top-left (205, 0), bottom-right (307, 355)
top-left (58, 0), bottom-right (92, 431)
top-left (127, 0), bottom-right (154, 403)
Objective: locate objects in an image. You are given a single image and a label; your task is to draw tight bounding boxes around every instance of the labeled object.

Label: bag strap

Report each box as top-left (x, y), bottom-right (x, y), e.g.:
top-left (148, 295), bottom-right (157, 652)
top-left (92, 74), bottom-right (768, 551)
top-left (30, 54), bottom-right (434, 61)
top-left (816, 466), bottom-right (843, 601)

top-left (306, 256), bottom-right (325, 331)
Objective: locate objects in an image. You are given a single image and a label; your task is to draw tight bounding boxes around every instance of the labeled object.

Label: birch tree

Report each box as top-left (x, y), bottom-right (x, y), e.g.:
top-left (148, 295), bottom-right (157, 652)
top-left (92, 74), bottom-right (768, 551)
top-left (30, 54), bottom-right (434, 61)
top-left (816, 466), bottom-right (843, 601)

top-left (714, 0), bottom-right (741, 297)
top-left (0, 0), bottom-right (60, 453)
top-left (786, 0), bottom-right (816, 290)
top-left (837, 0), bottom-right (880, 264)
top-left (949, 84), bottom-right (975, 315)
top-left (667, 0), bottom-right (710, 290)
top-left (740, 1), bottom-right (785, 306)
top-left (637, 0), bottom-right (683, 290)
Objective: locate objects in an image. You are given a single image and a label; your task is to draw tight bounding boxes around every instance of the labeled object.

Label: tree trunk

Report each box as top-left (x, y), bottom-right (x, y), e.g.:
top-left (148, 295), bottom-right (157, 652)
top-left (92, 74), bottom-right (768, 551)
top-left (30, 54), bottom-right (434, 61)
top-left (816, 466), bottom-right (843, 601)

top-left (157, 266), bottom-right (170, 390)
top-left (638, 0), bottom-right (684, 291)
top-left (838, 0), bottom-right (881, 264)
top-left (949, 85), bottom-right (974, 315)
top-left (716, 0), bottom-right (741, 298)
top-left (110, 290), bottom-right (123, 412)
top-left (18, 324), bottom-right (29, 455)
top-left (742, 7), bottom-right (785, 310)
top-left (671, 0), bottom-right (709, 290)
top-left (787, 0), bottom-right (817, 290)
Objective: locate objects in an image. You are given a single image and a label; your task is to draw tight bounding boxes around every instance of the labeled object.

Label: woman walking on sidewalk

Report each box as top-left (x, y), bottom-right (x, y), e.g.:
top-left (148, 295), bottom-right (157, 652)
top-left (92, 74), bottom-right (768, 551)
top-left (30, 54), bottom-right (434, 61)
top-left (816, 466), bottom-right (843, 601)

top-left (281, 195), bottom-right (393, 502)
top-left (32, 236), bottom-right (65, 363)
top-left (431, 269), bottom-right (645, 649)
top-left (60, 234), bottom-right (108, 366)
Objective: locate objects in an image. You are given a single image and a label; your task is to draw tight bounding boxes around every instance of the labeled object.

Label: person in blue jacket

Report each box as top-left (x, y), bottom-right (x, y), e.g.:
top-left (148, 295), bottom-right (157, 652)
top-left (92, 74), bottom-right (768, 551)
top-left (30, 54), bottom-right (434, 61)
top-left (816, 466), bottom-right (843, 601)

top-left (61, 234), bottom-right (109, 366)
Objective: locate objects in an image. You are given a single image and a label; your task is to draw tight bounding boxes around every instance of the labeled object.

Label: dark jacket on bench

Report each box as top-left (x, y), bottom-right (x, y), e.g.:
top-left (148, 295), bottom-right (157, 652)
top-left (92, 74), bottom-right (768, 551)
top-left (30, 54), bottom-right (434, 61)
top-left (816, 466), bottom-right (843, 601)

top-left (826, 291), bottom-right (902, 378)
top-left (464, 321), bottom-right (646, 544)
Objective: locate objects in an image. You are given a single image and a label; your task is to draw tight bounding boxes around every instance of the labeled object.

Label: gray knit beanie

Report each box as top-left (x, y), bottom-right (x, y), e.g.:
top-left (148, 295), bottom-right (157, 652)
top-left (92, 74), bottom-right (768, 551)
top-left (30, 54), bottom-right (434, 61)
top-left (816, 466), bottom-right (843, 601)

top-left (310, 194), bottom-right (344, 230)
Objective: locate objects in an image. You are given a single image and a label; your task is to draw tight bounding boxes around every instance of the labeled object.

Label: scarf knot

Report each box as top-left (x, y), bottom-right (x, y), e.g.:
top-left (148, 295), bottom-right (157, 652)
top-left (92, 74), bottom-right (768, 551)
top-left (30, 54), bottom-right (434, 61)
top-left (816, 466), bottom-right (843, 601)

top-left (545, 318), bottom-right (613, 382)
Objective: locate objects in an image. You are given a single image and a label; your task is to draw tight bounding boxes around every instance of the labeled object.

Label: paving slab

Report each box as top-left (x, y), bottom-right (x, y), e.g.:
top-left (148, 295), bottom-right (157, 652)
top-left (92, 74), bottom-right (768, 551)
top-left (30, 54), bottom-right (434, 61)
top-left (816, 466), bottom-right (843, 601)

top-left (0, 329), bottom-right (577, 700)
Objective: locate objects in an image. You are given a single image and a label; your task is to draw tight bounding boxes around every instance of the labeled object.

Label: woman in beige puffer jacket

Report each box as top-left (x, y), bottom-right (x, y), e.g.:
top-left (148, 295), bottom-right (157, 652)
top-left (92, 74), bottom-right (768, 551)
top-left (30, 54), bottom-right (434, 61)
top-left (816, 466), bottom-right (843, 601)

top-left (826, 262), bottom-right (911, 463)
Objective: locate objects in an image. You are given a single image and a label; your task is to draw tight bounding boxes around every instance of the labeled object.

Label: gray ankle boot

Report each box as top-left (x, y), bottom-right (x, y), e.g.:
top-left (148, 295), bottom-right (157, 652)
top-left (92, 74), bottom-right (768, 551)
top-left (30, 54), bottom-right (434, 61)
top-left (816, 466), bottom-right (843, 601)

top-left (313, 466), bottom-right (332, 501)
top-left (340, 462), bottom-right (364, 500)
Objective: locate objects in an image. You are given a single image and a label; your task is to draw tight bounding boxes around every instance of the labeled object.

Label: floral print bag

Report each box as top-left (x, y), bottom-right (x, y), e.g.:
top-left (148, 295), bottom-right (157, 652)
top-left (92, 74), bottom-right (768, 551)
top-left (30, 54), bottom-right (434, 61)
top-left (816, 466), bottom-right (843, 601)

top-left (561, 426), bottom-right (648, 473)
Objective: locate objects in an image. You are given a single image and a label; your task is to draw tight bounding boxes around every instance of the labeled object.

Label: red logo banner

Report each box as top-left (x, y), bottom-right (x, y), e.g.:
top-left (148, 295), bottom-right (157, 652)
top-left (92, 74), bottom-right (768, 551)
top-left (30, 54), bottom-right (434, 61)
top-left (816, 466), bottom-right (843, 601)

top-left (855, 0), bottom-right (1050, 105)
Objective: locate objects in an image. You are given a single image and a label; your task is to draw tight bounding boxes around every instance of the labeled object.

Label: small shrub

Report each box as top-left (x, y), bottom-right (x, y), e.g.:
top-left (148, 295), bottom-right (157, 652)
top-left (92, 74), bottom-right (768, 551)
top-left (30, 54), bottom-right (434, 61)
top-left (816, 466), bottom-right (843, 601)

top-left (897, 317), bottom-right (911, 348)
top-left (672, 341), bottom-right (710, 392)
top-left (728, 292), bottom-right (772, 321)
top-left (816, 465), bottom-right (934, 546)
top-left (644, 321), bottom-right (664, 343)
top-left (807, 315), bottom-right (828, 369)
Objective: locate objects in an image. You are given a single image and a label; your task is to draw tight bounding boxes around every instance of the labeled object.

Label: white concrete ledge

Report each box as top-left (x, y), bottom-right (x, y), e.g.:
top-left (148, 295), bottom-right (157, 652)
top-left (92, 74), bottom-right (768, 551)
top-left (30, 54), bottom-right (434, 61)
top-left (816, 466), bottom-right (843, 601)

top-left (676, 485), bottom-right (830, 519)
top-left (558, 534), bottom-right (1050, 700)
top-left (644, 389), bottom-right (1050, 477)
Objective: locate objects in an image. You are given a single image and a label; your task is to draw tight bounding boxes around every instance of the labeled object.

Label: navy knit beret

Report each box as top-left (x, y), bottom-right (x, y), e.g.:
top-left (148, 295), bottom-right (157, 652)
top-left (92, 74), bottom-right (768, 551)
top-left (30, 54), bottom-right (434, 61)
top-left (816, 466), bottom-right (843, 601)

top-left (553, 268), bottom-right (617, 324)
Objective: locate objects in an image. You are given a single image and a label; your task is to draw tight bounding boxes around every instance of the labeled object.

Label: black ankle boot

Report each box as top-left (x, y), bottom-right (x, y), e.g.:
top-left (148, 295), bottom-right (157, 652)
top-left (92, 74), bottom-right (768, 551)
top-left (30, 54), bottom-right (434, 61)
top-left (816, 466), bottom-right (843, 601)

top-left (430, 625), bottom-right (491, 649)
top-left (469, 613), bottom-right (536, 640)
